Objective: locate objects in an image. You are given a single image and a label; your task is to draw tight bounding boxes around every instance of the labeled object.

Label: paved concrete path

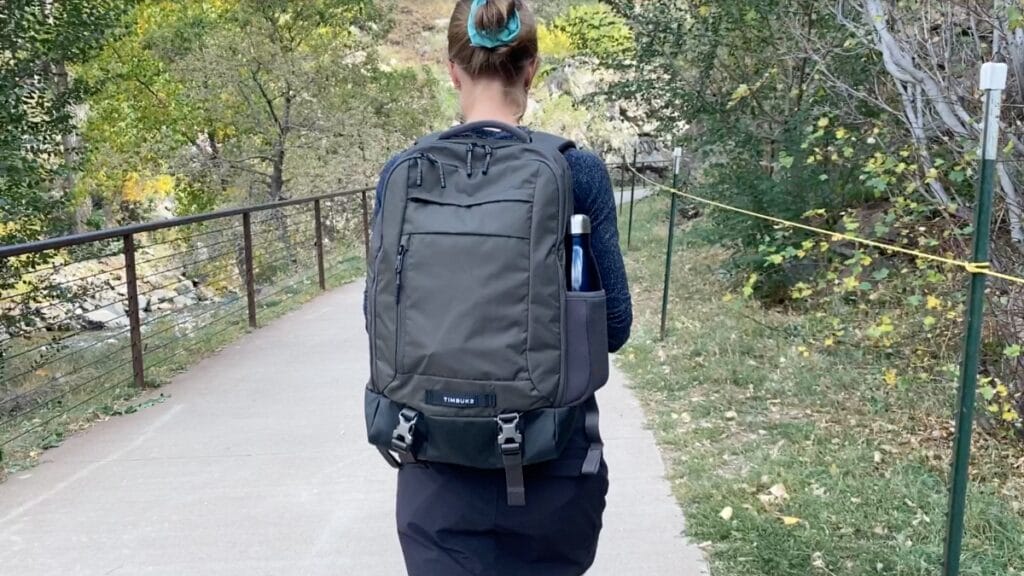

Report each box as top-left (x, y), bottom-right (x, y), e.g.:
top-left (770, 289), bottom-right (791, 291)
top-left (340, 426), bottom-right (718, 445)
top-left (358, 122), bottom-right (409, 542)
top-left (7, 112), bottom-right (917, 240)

top-left (0, 282), bottom-right (707, 575)
top-left (613, 185), bottom-right (656, 209)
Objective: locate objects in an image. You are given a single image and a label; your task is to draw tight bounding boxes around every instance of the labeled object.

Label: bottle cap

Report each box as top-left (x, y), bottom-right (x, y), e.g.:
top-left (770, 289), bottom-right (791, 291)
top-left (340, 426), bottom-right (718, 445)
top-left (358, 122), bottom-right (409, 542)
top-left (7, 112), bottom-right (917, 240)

top-left (571, 214), bottom-right (591, 235)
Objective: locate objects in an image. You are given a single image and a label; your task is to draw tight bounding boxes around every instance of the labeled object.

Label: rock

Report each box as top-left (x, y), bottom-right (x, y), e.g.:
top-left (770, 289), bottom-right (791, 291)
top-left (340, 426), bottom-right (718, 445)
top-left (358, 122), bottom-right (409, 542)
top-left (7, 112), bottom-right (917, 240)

top-left (149, 289), bottom-right (177, 305)
top-left (195, 286), bottom-right (216, 302)
top-left (173, 281), bottom-right (195, 296)
top-left (171, 295), bottom-right (196, 308)
top-left (83, 303), bottom-right (128, 330)
top-left (137, 295), bottom-right (150, 312)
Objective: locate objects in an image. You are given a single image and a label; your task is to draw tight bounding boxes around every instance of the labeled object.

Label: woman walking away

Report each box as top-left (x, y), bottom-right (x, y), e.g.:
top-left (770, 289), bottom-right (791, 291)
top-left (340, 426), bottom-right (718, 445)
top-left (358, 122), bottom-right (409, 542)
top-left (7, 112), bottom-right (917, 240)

top-left (363, 1), bottom-right (632, 574)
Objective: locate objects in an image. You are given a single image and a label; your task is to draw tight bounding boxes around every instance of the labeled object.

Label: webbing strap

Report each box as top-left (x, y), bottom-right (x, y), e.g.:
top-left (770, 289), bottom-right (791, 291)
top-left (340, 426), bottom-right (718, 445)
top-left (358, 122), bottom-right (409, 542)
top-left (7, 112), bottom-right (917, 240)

top-left (581, 397), bottom-right (604, 475)
top-left (377, 446), bottom-right (401, 469)
top-left (502, 451), bottom-right (526, 507)
top-left (497, 413), bottom-right (526, 507)
top-left (376, 445), bottom-right (417, 469)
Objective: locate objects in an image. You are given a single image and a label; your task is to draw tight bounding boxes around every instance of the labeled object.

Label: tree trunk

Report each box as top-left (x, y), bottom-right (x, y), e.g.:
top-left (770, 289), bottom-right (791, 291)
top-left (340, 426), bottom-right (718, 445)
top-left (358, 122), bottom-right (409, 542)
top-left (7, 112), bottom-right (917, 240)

top-left (50, 49), bottom-right (86, 232)
top-left (270, 90), bottom-right (294, 268)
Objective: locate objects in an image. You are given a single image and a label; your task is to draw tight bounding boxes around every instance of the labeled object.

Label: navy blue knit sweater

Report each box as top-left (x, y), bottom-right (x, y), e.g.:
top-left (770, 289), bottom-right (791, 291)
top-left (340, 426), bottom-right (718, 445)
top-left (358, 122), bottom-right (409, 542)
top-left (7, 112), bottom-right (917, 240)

top-left (368, 132), bottom-right (632, 352)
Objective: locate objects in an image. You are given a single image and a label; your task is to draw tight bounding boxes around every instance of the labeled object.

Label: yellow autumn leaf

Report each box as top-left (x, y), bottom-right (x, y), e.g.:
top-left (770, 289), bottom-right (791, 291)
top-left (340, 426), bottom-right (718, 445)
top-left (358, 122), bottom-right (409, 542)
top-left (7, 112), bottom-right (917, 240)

top-left (835, 127), bottom-right (848, 139)
top-left (817, 117), bottom-right (830, 128)
top-left (883, 369), bottom-right (898, 386)
top-left (995, 383), bottom-right (1009, 397)
top-left (719, 506), bottom-right (734, 521)
top-left (728, 84), bottom-right (752, 108)
top-left (1003, 410), bottom-right (1019, 422)
top-left (781, 516), bottom-right (802, 526)
top-left (926, 295), bottom-right (942, 310)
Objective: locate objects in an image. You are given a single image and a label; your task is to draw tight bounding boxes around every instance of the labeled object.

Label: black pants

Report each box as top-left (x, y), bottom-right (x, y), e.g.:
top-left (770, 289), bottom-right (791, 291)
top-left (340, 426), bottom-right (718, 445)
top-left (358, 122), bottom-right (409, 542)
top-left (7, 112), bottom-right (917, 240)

top-left (396, 459), bottom-right (609, 576)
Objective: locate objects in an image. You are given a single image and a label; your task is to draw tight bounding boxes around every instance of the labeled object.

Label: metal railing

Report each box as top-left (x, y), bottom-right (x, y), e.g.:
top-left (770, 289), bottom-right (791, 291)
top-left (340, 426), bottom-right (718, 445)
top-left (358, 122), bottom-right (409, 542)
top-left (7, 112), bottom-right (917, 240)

top-left (608, 159), bottom-right (674, 249)
top-left (0, 187), bottom-right (374, 463)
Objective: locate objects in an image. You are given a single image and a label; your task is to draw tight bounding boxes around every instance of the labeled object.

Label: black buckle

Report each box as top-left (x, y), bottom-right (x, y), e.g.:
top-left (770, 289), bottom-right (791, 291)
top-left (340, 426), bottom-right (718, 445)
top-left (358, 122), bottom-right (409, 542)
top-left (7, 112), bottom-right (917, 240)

top-left (391, 408), bottom-right (419, 453)
top-left (496, 413), bottom-right (522, 456)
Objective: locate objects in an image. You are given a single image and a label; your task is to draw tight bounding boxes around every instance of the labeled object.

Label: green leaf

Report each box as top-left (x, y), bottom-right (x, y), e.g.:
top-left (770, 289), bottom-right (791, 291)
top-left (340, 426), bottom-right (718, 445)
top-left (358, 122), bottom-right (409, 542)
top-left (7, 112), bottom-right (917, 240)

top-left (1004, 344), bottom-right (1022, 359)
top-left (871, 268), bottom-right (890, 281)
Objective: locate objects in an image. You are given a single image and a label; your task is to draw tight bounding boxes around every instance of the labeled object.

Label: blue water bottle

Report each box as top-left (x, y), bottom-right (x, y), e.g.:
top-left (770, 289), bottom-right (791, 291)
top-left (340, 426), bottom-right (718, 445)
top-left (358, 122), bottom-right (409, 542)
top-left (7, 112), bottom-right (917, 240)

top-left (568, 215), bottom-right (601, 292)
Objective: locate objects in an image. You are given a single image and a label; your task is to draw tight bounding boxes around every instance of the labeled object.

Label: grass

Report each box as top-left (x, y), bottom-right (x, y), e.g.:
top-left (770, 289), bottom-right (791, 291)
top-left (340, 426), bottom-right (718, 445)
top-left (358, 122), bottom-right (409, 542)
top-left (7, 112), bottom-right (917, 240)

top-left (0, 248), bottom-right (365, 476)
top-left (617, 195), bottom-right (1024, 576)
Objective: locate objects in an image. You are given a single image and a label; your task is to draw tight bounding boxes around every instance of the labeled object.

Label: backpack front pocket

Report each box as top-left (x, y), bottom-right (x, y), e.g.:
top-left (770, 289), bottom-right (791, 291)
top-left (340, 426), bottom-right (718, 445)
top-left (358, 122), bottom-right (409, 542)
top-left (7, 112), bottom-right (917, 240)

top-left (396, 232), bottom-right (531, 382)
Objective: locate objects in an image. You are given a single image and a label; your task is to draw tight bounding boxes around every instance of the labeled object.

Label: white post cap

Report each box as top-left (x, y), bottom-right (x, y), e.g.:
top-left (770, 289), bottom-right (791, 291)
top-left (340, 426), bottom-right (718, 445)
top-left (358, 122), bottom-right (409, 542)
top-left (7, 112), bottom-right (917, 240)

top-left (673, 147), bottom-right (683, 159)
top-left (980, 63), bottom-right (1008, 91)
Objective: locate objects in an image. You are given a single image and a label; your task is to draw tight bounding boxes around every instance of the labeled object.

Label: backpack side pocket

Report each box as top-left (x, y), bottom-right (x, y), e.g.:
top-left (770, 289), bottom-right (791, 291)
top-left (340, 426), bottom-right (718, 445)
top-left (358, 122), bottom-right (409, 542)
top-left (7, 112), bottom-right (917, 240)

top-left (562, 290), bottom-right (609, 406)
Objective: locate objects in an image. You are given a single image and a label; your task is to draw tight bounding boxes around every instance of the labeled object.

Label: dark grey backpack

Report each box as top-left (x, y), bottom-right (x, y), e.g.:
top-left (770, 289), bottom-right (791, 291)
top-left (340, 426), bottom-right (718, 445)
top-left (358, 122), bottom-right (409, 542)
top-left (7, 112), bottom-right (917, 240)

top-left (365, 121), bottom-right (609, 505)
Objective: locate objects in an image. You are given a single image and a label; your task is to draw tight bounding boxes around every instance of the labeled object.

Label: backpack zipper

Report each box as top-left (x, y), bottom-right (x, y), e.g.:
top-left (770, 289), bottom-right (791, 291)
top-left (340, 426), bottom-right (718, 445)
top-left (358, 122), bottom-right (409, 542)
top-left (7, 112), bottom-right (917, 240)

top-left (395, 236), bottom-right (410, 374)
top-left (395, 240), bottom-right (408, 304)
top-left (370, 153), bottom-right (422, 389)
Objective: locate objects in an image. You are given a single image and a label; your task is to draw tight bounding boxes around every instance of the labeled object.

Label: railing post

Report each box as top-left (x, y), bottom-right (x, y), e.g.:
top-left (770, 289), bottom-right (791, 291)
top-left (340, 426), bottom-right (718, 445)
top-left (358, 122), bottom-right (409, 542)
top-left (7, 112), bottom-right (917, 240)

top-left (942, 62), bottom-right (1006, 576)
top-left (314, 199), bottom-right (326, 291)
top-left (618, 161), bottom-right (625, 215)
top-left (242, 212), bottom-right (258, 329)
top-left (361, 189), bottom-right (371, 265)
top-left (660, 148), bottom-right (683, 341)
top-left (123, 233), bottom-right (145, 388)
top-left (627, 147), bottom-right (638, 249)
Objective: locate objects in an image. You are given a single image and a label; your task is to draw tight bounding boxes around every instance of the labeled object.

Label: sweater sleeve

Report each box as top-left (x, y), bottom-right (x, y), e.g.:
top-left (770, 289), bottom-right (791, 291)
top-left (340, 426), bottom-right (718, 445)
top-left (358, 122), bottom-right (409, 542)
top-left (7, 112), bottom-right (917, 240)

top-left (565, 149), bottom-right (633, 352)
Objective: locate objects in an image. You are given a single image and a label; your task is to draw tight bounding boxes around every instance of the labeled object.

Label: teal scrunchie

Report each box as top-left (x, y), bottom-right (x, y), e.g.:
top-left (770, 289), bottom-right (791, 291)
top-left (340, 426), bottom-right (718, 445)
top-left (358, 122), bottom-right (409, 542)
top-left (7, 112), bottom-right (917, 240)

top-left (467, 0), bottom-right (521, 49)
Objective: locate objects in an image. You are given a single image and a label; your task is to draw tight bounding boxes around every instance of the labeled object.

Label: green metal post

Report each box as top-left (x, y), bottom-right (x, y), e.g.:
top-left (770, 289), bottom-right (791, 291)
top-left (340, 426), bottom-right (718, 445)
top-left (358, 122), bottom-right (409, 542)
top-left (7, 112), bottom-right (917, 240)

top-left (618, 160), bottom-right (625, 216)
top-left (627, 146), bottom-right (638, 249)
top-left (942, 62), bottom-right (1006, 576)
top-left (660, 147), bottom-right (683, 341)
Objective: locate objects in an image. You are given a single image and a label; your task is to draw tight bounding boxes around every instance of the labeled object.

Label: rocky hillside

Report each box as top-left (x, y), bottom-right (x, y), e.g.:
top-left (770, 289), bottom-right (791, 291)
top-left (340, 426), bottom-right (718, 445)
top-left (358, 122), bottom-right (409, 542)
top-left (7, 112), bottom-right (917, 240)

top-left (381, 0), bottom-right (669, 164)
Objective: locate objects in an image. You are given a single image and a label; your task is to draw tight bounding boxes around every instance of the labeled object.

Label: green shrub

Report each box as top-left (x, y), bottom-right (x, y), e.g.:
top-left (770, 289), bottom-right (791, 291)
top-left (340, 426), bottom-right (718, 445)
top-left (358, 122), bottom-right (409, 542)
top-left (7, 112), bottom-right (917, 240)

top-left (552, 5), bottom-right (633, 63)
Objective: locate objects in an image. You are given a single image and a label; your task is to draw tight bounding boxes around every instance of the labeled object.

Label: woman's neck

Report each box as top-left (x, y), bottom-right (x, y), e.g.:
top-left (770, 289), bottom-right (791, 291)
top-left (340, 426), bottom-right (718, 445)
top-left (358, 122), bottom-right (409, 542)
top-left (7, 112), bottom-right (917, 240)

top-left (460, 80), bottom-right (522, 126)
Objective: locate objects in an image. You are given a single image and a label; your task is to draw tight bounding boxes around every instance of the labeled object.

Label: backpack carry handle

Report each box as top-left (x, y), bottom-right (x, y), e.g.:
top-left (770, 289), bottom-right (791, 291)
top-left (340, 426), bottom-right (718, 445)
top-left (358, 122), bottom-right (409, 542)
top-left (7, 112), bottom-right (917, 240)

top-left (438, 121), bottom-right (532, 144)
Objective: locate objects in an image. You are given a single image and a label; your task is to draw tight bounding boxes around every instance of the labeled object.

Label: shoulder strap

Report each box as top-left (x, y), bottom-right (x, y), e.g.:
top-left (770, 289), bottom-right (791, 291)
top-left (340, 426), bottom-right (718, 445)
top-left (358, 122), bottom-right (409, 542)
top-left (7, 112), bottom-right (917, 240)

top-left (530, 130), bottom-right (576, 155)
top-left (413, 130), bottom-right (445, 148)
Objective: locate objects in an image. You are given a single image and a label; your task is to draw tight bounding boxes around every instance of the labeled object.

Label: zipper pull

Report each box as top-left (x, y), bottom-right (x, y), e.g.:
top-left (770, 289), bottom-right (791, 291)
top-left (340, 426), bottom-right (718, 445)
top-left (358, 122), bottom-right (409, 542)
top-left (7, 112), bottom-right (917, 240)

top-left (482, 145), bottom-right (493, 176)
top-left (395, 243), bottom-right (407, 273)
top-left (395, 243), bottom-right (407, 302)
